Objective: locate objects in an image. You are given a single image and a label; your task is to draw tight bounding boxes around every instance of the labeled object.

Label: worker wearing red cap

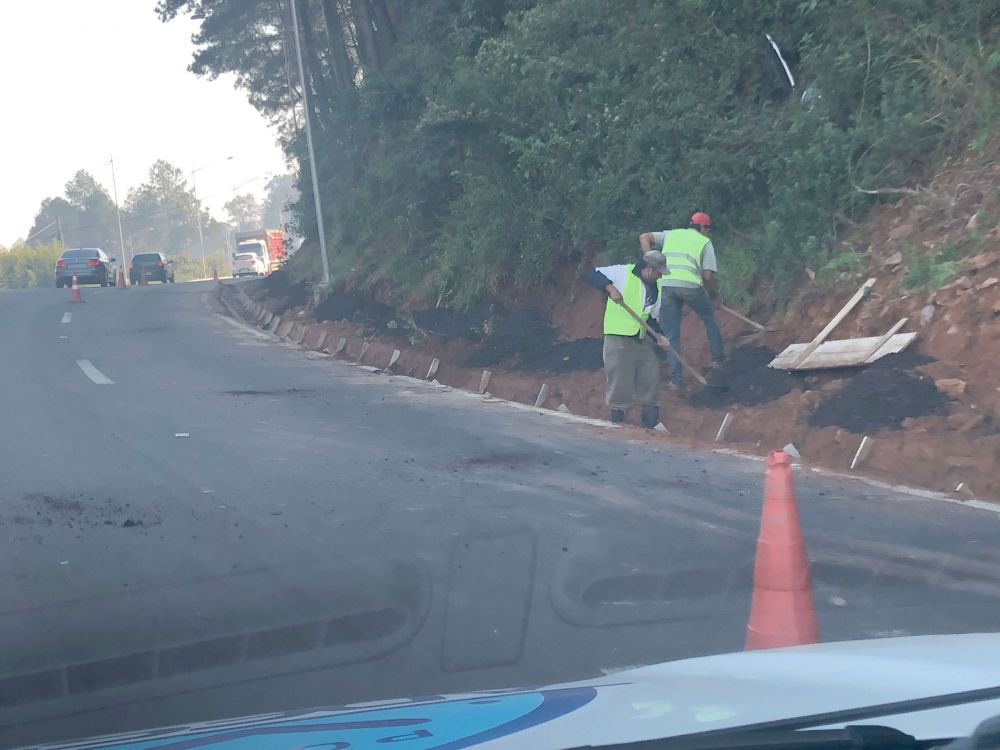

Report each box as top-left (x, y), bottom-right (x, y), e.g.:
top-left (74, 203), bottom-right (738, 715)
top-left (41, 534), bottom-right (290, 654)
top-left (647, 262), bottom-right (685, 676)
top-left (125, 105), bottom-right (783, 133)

top-left (639, 212), bottom-right (725, 389)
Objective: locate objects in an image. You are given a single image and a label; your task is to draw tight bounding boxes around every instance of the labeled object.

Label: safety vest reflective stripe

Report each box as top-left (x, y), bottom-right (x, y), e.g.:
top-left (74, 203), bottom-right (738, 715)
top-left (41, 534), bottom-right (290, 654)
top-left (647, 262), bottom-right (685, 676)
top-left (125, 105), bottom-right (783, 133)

top-left (660, 229), bottom-right (707, 287)
top-left (603, 265), bottom-right (650, 337)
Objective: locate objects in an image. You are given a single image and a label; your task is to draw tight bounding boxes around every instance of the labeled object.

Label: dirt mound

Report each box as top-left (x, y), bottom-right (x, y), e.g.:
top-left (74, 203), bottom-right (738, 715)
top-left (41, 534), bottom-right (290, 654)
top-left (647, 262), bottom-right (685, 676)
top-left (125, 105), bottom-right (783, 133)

top-left (691, 346), bottom-right (797, 409)
top-left (260, 269), bottom-right (289, 294)
top-left (520, 338), bottom-right (604, 374)
top-left (464, 309), bottom-right (554, 367)
top-left (315, 292), bottom-right (396, 330)
top-left (411, 302), bottom-right (494, 339)
top-left (808, 352), bottom-right (946, 433)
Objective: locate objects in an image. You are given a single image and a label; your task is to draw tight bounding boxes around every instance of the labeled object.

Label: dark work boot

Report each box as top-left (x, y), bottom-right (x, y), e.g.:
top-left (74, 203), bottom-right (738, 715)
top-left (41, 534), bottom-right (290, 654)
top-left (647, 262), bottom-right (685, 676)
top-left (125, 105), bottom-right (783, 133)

top-left (641, 405), bottom-right (660, 429)
top-left (609, 408), bottom-right (625, 424)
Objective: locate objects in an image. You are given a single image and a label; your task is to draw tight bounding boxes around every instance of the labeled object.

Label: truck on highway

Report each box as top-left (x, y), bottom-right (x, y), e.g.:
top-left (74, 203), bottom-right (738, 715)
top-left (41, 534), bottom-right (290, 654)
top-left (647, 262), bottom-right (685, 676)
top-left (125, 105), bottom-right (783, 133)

top-left (233, 229), bottom-right (286, 274)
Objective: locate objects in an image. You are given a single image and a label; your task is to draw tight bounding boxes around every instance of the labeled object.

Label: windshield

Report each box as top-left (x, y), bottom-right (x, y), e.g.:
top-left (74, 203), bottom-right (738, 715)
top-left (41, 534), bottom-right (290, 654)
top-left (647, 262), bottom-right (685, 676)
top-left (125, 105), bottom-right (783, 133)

top-left (60, 248), bottom-right (97, 259)
top-left (1, 2), bottom-right (997, 750)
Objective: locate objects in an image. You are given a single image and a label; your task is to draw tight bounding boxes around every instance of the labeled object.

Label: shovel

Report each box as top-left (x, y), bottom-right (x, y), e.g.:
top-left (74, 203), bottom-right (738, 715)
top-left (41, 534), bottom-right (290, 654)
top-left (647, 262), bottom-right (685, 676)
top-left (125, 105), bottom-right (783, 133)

top-left (617, 299), bottom-right (728, 390)
top-left (719, 304), bottom-right (770, 331)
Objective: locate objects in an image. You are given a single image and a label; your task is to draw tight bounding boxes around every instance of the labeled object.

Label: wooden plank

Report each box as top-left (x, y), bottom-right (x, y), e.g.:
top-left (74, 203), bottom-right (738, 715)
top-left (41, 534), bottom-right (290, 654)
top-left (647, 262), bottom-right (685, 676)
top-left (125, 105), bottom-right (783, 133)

top-left (789, 278), bottom-right (876, 369)
top-left (769, 332), bottom-right (917, 370)
top-left (861, 317), bottom-right (908, 363)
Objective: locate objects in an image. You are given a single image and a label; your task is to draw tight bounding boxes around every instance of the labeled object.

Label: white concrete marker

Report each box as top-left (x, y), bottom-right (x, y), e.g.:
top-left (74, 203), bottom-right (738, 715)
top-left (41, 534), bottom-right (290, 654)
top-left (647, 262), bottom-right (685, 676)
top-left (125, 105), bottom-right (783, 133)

top-left (654, 423), bottom-right (669, 433)
top-left (335, 337), bottom-right (348, 354)
top-left (783, 442), bottom-right (801, 461)
top-left (426, 358), bottom-right (440, 379)
top-left (557, 403), bottom-right (571, 414)
top-left (955, 483), bottom-right (975, 499)
top-left (61, 312), bottom-right (72, 324)
top-left (534, 383), bottom-right (550, 408)
top-left (388, 350), bottom-right (401, 368)
top-left (850, 435), bottom-right (873, 470)
top-left (714, 413), bottom-right (733, 442)
top-left (315, 331), bottom-right (328, 351)
top-left (76, 360), bottom-right (114, 385)
top-left (359, 342), bottom-right (370, 358)
top-left (479, 370), bottom-right (492, 394)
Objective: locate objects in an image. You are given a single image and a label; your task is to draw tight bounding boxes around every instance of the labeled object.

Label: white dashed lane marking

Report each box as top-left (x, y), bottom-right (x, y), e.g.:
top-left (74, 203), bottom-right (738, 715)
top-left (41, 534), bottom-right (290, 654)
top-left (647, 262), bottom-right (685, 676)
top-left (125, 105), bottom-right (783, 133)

top-left (76, 360), bottom-right (114, 385)
top-left (61, 312), bottom-right (72, 324)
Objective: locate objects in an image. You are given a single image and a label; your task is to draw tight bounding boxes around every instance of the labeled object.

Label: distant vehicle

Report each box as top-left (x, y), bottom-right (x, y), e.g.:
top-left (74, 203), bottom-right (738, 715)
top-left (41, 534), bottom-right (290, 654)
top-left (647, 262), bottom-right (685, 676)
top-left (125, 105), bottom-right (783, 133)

top-left (232, 252), bottom-right (267, 278)
top-left (233, 229), bottom-right (285, 274)
top-left (54, 247), bottom-right (117, 288)
top-left (129, 252), bottom-right (175, 284)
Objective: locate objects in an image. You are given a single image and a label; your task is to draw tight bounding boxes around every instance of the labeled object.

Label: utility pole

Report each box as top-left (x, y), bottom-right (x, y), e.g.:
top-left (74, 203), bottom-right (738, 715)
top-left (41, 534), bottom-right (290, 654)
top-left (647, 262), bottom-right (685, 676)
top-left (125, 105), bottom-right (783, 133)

top-left (288, 0), bottom-right (331, 288)
top-left (55, 216), bottom-right (65, 250)
top-left (191, 170), bottom-right (207, 278)
top-left (109, 155), bottom-right (128, 270)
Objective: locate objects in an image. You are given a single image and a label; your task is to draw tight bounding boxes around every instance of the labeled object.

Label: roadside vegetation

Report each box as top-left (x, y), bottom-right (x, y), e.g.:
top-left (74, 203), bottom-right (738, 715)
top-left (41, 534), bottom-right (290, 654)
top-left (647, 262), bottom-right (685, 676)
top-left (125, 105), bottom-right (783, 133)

top-left (0, 242), bottom-right (62, 289)
top-left (161, 0), bottom-right (998, 308)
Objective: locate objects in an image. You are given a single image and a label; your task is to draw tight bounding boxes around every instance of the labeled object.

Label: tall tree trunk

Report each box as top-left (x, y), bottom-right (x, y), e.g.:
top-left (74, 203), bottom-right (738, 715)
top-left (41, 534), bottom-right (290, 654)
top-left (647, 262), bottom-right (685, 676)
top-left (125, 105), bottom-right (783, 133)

top-left (296, 0), bottom-right (335, 125)
top-left (319, 0), bottom-right (357, 90)
top-left (348, 0), bottom-right (381, 72)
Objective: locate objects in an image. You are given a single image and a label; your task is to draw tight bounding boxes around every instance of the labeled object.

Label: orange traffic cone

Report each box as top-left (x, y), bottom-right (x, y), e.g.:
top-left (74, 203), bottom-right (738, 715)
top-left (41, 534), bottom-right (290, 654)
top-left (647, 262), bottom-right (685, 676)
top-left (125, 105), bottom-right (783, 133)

top-left (68, 275), bottom-right (83, 303)
top-left (745, 450), bottom-right (819, 650)
top-left (213, 266), bottom-right (219, 281)
top-left (140, 267), bottom-right (148, 286)
top-left (116, 269), bottom-right (128, 289)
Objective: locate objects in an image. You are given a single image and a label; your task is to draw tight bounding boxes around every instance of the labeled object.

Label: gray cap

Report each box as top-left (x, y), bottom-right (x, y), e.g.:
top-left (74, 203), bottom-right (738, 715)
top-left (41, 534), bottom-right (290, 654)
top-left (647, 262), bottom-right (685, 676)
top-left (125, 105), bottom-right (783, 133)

top-left (642, 250), bottom-right (668, 274)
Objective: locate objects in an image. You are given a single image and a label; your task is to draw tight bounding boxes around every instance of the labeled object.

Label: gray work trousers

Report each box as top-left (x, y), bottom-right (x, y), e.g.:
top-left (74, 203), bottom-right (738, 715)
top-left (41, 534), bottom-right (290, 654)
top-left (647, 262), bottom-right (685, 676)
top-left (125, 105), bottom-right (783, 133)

top-left (603, 334), bottom-right (660, 410)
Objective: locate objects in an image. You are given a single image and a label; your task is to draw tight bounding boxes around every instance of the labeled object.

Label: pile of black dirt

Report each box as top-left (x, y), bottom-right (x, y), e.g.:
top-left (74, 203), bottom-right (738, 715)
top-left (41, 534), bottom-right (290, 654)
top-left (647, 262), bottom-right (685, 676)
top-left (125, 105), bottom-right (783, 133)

top-left (260, 268), bottom-right (289, 294)
top-left (690, 345), bottom-right (797, 409)
top-left (808, 351), bottom-right (945, 433)
top-left (274, 281), bottom-right (311, 316)
top-left (464, 309), bottom-right (555, 368)
top-left (314, 292), bottom-right (396, 330)
top-left (519, 337), bottom-right (604, 374)
top-left (463, 308), bottom-right (603, 374)
top-left (410, 301), bottom-right (495, 340)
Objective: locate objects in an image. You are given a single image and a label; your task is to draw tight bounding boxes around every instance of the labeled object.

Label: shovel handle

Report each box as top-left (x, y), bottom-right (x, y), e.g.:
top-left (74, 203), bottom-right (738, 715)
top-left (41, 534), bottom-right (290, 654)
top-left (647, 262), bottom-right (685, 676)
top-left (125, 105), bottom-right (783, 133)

top-left (719, 304), bottom-right (768, 332)
top-left (616, 299), bottom-right (710, 386)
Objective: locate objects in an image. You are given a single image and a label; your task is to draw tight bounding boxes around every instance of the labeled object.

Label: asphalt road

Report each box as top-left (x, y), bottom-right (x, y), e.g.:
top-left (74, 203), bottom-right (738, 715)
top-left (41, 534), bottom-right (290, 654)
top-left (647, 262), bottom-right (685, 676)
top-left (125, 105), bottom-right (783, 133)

top-left (1, 280), bottom-right (999, 748)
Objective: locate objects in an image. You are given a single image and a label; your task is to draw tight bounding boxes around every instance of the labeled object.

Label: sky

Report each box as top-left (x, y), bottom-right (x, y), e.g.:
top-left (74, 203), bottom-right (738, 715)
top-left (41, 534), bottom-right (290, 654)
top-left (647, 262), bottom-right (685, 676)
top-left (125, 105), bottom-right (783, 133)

top-left (0, 1), bottom-right (289, 248)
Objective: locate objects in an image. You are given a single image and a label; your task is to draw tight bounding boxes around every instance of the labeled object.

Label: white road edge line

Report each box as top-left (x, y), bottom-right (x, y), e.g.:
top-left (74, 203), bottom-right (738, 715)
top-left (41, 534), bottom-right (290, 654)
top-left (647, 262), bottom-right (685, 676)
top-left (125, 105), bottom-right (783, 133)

top-left (61, 312), bottom-right (72, 324)
top-left (76, 359), bottom-right (114, 385)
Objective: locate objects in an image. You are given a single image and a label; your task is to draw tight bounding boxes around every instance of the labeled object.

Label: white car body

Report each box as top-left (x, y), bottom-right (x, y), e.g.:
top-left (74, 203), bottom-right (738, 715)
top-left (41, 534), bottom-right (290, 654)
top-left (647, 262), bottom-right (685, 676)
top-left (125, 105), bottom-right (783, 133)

top-left (232, 252), bottom-right (266, 278)
top-left (37, 633), bottom-right (1000, 750)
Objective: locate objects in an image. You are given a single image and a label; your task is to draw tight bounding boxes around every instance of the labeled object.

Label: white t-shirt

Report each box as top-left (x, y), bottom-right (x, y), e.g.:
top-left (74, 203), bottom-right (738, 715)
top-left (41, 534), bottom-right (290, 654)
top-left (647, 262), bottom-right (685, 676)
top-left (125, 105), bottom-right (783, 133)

top-left (651, 230), bottom-right (717, 288)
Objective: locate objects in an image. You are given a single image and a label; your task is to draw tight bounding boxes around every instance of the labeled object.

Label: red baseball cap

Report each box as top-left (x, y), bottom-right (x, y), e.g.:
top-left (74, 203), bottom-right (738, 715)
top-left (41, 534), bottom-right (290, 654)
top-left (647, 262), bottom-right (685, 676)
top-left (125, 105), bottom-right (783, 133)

top-left (690, 211), bottom-right (712, 227)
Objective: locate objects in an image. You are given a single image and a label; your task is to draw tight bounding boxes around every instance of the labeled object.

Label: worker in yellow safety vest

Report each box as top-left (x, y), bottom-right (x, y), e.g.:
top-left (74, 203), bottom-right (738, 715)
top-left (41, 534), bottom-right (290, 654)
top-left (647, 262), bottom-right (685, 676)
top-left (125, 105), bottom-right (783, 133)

top-left (639, 211), bottom-right (724, 389)
top-left (585, 251), bottom-right (670, 428)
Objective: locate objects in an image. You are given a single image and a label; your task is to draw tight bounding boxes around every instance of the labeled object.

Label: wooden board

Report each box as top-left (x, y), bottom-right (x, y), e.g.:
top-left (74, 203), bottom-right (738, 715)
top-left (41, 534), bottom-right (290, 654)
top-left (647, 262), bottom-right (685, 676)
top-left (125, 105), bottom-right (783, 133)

top-left (768, 332), bottom-right (917, 370)
top-left (789, 277), bottom-right (877, 369)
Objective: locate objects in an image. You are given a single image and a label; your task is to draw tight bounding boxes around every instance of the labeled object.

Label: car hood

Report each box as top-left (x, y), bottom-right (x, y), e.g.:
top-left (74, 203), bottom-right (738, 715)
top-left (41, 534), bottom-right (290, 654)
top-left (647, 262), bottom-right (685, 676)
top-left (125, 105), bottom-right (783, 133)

top-left (41, 633), bottom-right (1000, 750)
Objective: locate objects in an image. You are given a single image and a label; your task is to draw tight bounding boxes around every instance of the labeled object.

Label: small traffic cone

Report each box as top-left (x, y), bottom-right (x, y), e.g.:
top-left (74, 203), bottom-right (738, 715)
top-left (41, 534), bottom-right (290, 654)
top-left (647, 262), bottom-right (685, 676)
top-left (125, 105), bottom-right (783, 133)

top-left (68, 275), bottom-right (84, 303)
top-left (116, 269), bottom-right (128, 289)
top-left (745, 450), bottom-right (819, 650)
top-left (140, 267), bottom-right (148, 286)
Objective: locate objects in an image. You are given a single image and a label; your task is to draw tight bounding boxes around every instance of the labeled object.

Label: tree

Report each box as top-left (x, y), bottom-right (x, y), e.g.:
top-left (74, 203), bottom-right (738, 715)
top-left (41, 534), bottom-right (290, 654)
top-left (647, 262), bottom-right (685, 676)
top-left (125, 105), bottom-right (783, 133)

top-left (124, 159), bottom-right (202, 254)
top-left (225, 193), bottom-right (263, 231)
top-left (261, 174), bottom-right (298, 228)
top-left (0, 241), bottom-right (62, 289)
